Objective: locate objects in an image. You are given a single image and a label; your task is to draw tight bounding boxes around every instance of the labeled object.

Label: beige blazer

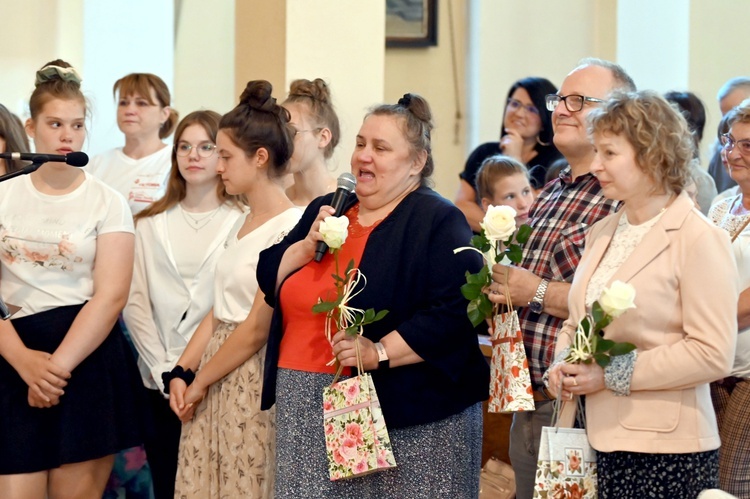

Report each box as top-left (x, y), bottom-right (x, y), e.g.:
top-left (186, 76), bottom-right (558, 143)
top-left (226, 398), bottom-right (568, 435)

top-left (556, 191), bottom-right (739, 454)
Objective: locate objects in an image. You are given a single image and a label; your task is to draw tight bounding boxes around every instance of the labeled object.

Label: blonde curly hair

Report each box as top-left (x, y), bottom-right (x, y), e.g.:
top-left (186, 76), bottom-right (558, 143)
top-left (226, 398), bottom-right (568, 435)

top-left (588, 90), bottom-right (693, 195)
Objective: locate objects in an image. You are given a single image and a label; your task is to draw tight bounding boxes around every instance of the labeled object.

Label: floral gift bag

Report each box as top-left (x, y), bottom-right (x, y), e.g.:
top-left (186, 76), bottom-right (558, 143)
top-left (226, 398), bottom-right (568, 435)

top-left (322, 343), bottom-right (397, 480)
top-left (488, 292), bottom-right (535, 413)
top-left (533, 397), bottom-right (597, 498)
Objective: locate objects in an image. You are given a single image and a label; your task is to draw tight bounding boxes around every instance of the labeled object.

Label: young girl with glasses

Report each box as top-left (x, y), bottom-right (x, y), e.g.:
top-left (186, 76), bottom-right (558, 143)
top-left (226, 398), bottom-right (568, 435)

top-left (122, 110), bottom-right (244, 499)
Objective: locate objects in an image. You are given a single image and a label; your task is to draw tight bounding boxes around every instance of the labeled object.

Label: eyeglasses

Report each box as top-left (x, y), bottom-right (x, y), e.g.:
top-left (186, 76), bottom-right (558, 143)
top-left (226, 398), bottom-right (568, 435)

top-left (175, 142), bottom-right (217, 158)
top-left (294, 127), bottom-right (322, 138)
top-left (506, 98), bottom-right (540, 116)
top-left (721, 133), bottom-right (750, 155)
top-left (545, 94), bottom-right (606, 112)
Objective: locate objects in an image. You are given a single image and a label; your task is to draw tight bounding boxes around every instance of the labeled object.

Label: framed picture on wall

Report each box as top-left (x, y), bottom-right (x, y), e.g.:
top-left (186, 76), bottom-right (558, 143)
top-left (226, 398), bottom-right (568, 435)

top-left (386, 0), bottom-right (437, 48)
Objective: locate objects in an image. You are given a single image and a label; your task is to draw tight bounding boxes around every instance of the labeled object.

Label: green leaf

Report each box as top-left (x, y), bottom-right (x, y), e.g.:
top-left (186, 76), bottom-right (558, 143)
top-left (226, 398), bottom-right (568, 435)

top-left (312, 301), bottom-right (337, 314)
top-left (373, 310), bottom-right (389, 321)
top-left (505, 244), bottom-right (523, 264)
top-left (591, 302), bottom-right (605, 324)
top-left (477, 294), bottom-right (493, 317)
top-left (467, 300), bottom-right (485, 327)
top-left (470, 233), bottom-right (488, 250)
top-left (364, 308), bottom-right (375, 323)
top-left (580, 316), bottom-right (591, 334)
top-left (609, 342), bottom-right (637, 356)
top-left (465, 270), bottom-right (487, 286)
top-left (345, 259), bottom-right (355, 275)
top-left (344, 325), bottom-right (359, 337)
top-left (593, 353), bottom-right (611, 368)
top-left (461, 282), bottom-right (482, 300)
top-left (594, 316), bottom-right (613, 332)
top-left (595, 339), bottom-right (615, 353)
top-left (515, 224), bottom-right (532, 244)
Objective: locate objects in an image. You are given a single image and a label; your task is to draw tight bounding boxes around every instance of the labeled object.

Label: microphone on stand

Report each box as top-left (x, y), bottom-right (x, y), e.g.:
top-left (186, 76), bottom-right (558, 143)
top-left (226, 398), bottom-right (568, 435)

top-left (314, 172), bottom-right (357, 262)
top-left (0, 151), bottom-right (89, 185)
top-left (0, 151), bottom-right (89, 167)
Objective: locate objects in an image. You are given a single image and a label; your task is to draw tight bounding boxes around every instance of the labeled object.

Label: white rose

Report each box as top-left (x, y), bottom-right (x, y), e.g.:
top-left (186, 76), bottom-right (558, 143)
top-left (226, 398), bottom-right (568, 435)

top-left (319, 216), bottom-right (349, 250)
top-left (599, 280), bottom-right (637, 318)
top-left (481, 205), bottom-right (517, 241)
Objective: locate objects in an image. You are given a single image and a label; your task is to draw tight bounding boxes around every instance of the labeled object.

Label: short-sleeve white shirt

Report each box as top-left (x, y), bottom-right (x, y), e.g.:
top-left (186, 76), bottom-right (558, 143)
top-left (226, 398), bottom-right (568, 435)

top-left (87, 146), bottom-right (171, 215)
top-left (213, 208), bottom-right (302, 324)
top-left (0, 172), bottom-right (134, 318)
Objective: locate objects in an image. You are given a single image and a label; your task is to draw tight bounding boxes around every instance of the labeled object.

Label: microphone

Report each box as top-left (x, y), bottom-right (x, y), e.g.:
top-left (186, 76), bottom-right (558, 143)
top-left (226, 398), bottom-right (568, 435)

top-left (314, 172), bottom-right (357, 262)
top-left (0, 151), bottom-right (89, 167)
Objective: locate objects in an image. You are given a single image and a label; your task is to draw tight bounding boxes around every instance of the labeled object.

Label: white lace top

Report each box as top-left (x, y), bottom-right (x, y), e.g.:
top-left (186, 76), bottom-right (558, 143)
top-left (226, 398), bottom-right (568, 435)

top-left (585, 211), bottom-right (664, 307)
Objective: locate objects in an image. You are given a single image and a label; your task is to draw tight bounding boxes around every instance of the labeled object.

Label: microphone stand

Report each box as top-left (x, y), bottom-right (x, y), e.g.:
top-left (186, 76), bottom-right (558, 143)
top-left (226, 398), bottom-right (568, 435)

top-left (0, 161), bottom-right (44, 319)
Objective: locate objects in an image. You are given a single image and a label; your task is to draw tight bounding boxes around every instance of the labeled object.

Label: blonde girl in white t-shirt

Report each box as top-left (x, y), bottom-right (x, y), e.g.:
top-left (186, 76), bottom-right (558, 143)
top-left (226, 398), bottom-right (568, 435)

top-left (0, 59), bottom-right (143, 498)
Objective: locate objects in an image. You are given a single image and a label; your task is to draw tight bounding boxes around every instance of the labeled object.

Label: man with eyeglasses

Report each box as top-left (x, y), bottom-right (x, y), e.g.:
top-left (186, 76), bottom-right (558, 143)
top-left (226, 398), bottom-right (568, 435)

top-left (488, 57), bottom-right (635, 499)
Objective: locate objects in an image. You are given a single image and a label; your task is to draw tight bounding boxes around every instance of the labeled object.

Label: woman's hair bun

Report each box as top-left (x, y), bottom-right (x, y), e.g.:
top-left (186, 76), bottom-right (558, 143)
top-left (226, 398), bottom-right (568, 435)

top-left (35, 59), bottom-right (82, 88)
top-left (239, 80), bottom-right (277, 112)
top-left (288, 78), bottom-right (331, 104)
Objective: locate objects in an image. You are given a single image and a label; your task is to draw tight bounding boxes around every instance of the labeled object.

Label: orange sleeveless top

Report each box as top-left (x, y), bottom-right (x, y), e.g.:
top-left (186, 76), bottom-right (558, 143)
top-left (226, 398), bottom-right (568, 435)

top-left (278, 204), bottom-right (380, 373)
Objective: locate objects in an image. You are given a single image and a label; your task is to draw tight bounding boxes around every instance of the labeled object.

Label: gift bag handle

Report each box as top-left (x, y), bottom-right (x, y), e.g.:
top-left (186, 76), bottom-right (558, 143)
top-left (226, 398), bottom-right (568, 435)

top-left (550, 376), bottom-right (587, 431)
top-left (331, 335), bottom-right (365, 385)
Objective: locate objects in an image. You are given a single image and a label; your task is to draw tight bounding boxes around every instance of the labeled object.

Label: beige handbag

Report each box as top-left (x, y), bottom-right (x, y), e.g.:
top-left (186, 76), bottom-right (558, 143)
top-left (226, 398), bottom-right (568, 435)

top-left (479, 457), bottom-right (516, 499)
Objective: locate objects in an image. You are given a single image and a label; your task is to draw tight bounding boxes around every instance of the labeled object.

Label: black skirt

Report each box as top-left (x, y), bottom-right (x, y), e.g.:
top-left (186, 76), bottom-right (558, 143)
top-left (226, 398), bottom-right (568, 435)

top-left (0, 304), bottom-right (145, 474)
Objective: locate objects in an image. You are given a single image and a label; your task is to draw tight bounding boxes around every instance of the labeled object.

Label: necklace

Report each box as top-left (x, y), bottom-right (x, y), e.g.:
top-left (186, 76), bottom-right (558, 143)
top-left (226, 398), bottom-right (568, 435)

top-left (179, 203), bottom-right (221, 232)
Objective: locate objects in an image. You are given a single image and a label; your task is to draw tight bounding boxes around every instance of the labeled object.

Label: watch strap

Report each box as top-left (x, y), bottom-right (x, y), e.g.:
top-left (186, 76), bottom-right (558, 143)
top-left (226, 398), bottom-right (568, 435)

top-left (375, 342), bottom-right (390, 370)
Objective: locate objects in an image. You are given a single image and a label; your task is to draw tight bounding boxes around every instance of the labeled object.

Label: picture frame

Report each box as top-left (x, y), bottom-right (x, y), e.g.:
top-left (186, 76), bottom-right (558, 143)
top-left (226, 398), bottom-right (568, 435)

top-left (385, 0), bottom-right (438, 48)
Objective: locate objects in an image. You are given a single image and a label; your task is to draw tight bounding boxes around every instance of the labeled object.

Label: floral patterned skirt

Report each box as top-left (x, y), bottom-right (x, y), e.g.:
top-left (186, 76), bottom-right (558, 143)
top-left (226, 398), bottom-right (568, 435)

top-left (596, 449), bottom-right (718, 498)
top-left (175, 322), bottom-right (275, 498)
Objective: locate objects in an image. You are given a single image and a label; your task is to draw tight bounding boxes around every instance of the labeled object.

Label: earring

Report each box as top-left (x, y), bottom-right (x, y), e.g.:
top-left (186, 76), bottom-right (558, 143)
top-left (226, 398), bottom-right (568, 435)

top-left (536, 135), bottom-right (550, 147)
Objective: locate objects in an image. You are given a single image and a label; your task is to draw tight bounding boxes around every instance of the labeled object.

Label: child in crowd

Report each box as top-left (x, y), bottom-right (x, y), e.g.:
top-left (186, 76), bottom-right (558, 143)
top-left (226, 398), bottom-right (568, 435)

top-left (475, 154), bottom-right (535, 225)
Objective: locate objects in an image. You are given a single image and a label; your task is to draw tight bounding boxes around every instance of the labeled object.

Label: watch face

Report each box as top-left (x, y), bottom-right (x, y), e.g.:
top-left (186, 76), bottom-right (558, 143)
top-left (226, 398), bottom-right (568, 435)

top-left (529, 301), bottom-right (543, 314)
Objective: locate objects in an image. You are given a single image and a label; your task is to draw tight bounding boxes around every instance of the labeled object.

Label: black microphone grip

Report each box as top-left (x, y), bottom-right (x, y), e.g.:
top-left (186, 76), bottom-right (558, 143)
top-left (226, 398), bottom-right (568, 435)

top-left (313, 187), bottom-right (351, 262)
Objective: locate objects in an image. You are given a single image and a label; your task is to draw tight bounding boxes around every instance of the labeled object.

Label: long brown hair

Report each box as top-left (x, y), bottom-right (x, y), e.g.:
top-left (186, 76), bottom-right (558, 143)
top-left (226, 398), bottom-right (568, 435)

top-left (134, 110), bottom-right (243, 222)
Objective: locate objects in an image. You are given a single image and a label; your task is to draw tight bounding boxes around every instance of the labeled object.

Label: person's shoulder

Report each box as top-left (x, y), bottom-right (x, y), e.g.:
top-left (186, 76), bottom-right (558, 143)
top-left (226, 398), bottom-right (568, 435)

top-left (405, 187), bottom-right (464, 221)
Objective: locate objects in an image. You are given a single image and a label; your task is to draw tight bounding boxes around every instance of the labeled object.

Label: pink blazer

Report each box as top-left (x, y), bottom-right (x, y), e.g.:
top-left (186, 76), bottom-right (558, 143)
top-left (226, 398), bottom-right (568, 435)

top-left (556, 191), bottom-right (739, 454)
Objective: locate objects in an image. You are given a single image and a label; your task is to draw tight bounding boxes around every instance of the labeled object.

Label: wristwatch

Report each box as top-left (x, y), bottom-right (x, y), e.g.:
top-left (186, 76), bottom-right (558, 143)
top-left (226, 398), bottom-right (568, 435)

top-left (528, 279), bottom-right (549, 314)
top-left (375, 342), bottom-right (390, 370)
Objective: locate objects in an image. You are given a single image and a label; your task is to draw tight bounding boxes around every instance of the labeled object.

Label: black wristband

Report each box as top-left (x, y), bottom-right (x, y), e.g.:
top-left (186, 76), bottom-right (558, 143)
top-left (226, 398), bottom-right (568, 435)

top-left (162, 365), bottom-right (195, 394)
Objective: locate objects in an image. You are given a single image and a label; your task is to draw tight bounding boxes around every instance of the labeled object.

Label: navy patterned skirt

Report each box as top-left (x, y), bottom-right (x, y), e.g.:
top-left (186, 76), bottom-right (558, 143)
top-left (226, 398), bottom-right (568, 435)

top-left (274, 368), bottom-right (483, 498)
top-left (596, 449), bottom-right (719, 498)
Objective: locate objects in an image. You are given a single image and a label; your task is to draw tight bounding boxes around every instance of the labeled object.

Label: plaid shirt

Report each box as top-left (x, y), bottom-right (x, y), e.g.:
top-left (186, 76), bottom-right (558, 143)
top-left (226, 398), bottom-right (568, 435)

top-left (519, 167), bottom-right (620, 388)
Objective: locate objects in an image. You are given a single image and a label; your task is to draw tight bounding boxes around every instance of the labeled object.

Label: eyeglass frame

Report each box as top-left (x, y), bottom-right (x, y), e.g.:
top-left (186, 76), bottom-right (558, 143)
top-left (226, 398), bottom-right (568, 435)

top-left (506, 98), bottom-right (540, 116)
top-left (174, 142), bottom-right (218, 158)
top-left (293, 127), bottom-right (323, 138)
top-left (545, 93), bottom-right (606, 113)
top-left (721, 133), bottom-right (750, 155)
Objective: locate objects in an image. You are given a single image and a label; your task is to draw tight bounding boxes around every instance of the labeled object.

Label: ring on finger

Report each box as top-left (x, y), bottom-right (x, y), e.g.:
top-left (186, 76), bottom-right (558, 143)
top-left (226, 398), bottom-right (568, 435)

top-left (568, 392), bottom-right (574, 400)
top-left (571, 376), bottom-right (578, 387)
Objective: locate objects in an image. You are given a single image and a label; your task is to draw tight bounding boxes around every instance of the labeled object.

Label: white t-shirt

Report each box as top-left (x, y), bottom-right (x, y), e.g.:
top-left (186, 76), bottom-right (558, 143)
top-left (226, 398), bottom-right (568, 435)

top-left (213, 208), bottom-right (302, 324)
top-left (87, 146), bottom-right (171, 215)
top-left (0, 172), bottom-right (134, 318)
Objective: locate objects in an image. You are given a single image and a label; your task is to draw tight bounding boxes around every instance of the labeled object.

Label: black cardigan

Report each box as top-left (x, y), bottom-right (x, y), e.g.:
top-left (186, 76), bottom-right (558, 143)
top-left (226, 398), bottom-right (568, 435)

top-left (257, 186), bottom-right (489, 428)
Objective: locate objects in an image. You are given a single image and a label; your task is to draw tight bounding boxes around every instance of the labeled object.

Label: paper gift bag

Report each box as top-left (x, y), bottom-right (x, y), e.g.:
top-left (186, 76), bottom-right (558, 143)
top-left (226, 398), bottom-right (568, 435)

top-left (488, 309), bottom-right (535, 413)
top-left (322, 343), bottom-right (396, 481)
top-left (533, 397), bottom-right (597, 498)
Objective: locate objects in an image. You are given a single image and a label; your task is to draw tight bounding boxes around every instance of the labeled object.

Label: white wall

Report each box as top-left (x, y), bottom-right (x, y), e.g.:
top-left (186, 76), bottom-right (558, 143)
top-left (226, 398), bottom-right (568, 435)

top-left (83, 0), bottom-right (174, 156)
top-left (174, 0), bottom-right (235, 116)
top-left (286, 0), bottom-right (385, 177)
